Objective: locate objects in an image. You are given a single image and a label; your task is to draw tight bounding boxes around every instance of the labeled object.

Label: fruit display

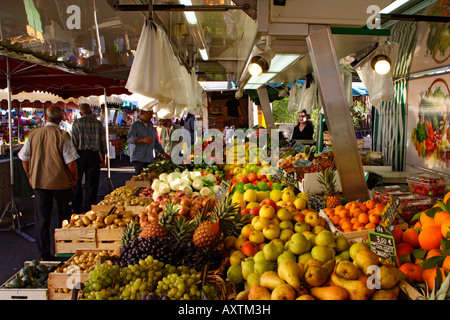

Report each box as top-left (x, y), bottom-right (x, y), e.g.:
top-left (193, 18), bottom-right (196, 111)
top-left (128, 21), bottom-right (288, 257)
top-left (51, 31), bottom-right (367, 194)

top-left (370, 185), bottom-right (413, 204)
top-left (407, 173), bottom-right (447, 197)
top-left (137, 186), bottom-right (153, 197)
top-left (141, 159), bottom-right (178, 175)
top-left (62, 210), bottom-right (136, 229)
top-left (54, 250), bottom-right (118, 274)
top-left (150, 169), bottom-right (222, 201)
top-left (391, 192), bottom-right (450, 298)
top-left (3, 260), bottom-right (56, 289)
top-left (129, 171), bottom-right (159, 182)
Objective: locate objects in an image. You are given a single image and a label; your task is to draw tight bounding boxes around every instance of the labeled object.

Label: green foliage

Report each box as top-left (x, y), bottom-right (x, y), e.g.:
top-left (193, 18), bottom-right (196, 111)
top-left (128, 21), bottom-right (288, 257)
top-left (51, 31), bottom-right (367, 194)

top-left (350, 101), bottom-right (369, 129)
top-left (272, 97), bottom-right (298, 124)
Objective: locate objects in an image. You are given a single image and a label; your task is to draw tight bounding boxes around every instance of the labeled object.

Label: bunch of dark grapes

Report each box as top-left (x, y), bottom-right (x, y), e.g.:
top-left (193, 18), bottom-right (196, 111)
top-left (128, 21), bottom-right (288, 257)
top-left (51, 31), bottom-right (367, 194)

top-left (118, 236), bottom-right (224, 272)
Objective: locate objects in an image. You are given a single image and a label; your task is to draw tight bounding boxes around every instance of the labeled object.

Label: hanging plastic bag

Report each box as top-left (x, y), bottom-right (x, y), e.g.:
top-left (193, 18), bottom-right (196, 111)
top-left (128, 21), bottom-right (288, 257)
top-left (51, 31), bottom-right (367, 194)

top-left (287, 81), bottom-right (301, 112)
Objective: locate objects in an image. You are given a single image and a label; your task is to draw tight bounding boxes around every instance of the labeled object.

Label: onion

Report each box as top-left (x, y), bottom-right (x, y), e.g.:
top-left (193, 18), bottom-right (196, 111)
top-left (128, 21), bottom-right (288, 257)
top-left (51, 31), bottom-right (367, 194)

top-left (179, 205), bottom-right (190, 216)
top-left (180, 198), bottom-right (192, 207)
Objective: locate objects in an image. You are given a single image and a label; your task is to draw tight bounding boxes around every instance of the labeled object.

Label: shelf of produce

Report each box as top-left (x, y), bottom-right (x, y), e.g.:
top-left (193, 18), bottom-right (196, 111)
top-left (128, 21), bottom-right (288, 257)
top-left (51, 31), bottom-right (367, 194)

top-left (125, 180), bottom-right (152, 188)
top-left (124, 205), bottom-right (148, 215)
top-left (96, 228), bottom-right (124, 251)
top-left (0, 261), bottom-right (60, 300)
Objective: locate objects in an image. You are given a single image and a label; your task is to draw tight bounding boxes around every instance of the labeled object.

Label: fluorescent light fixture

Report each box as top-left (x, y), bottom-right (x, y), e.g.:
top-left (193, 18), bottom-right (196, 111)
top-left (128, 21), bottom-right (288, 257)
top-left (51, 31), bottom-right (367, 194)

top-left (268, 54), bottom-right (302, 73)
top-left (247, 73), bottom-right (277, 85)
top-left (179, 0), bottom-right (198, 25)
top-left (243, 83), bottom-right (264, 90)
top-left (199, 48), bottom-right (209, 61)
top-left (380, 0), bottom-right (411, 14)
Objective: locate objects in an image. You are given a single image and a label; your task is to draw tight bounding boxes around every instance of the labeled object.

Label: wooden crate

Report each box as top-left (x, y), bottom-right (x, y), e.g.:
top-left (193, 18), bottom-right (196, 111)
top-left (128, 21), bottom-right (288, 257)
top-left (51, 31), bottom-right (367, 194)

top-left (90, 205), bottom-right (125, 212)
top-left (124, 205), bottom-right (147, 215)
top-left (125, 180), bottom-right (151, 188)
top-left (55, 227), bottom-right (124, 254)
top-left (0, 261), bottom-right (60, 300)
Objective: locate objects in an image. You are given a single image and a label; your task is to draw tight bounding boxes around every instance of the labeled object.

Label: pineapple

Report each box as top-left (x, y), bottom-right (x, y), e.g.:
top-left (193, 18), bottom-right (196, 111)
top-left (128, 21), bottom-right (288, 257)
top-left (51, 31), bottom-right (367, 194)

top-left (192, 196), bottom-right (244, 248)
top-left (171, 216), bottom-right (195, 243)
top-left (120, 221), bottom-right (141, 247)
top-left (139, 200), bottom-right (180, 238)
top-left (317, 168), bottom-right (342, 208)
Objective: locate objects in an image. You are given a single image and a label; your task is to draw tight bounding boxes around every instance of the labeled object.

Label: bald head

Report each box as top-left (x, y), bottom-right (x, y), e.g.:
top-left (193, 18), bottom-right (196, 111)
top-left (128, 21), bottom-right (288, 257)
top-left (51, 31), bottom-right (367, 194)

top-left (45, 106), bottom-right (63, 123)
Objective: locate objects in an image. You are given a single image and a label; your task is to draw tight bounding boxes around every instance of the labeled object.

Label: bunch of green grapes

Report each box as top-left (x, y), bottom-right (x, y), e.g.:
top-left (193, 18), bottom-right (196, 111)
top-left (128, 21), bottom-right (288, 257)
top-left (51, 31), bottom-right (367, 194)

top-left (81, 263), bottom-right (121, 300)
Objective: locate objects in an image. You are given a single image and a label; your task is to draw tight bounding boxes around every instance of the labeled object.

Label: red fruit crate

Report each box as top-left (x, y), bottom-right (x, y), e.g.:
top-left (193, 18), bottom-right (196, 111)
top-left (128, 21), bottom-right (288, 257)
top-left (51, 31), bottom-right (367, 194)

top-left (407, 173), bottom-right (447, 197)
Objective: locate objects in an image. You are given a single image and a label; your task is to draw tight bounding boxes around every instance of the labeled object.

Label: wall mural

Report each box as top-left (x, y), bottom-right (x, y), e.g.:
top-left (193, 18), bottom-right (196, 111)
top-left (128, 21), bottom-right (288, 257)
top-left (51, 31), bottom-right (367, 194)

top-left (407, 75), bottom-right (450, 172)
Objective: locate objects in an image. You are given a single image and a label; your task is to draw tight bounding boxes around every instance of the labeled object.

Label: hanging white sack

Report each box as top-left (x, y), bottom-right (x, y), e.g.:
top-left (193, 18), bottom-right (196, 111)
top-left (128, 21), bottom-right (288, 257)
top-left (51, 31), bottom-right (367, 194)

top-left (287, 81), bottom-right (301, 113)
top-left (355, 41), bottom-right (399, 109)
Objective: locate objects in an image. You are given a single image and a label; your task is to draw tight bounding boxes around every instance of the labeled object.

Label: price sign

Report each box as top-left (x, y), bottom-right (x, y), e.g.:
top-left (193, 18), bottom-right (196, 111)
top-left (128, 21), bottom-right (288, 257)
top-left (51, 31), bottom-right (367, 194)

top-left (215, 180), bottom-right (230, 202)
top-left (308, 193), bottom-right (327, 212)
top-left (380, 197), bottom-right (400, 227)
top-left (368, 228), bottom-right (398, 268)
top-left (292, 141), bottom-right (305, 153)
top-left (294, 158), bottom-right (313, 167)
top-left (321, 147), bottom-right (333, 154)
top-left (282, 170), bottom-right (297, 189)
top-left (272, 168), bottom-right (285, 181)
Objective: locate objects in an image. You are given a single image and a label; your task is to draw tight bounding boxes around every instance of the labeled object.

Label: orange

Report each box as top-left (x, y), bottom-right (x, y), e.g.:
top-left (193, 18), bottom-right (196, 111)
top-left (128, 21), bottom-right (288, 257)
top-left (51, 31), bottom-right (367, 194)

top-left (422, 266), bottom-right (446, 291)
top-left (324, 208), bottom-right (335, 216)
top-left (330, 214), bottom-right (341, 226)
top-left (365, 222), bottom-right (376, 229)
top-left (358, 213), bottom-right (369, 224)
top-left (369, 213), bottom-right (380, 224)
top-left (344, 202), bottom-right (353, 210)
top-left (359, 203), bottom-right (368, 213)
top-left (420, 212), bottom-right (437, 228)
top-left (352, 222), bottom-right (364, 231)
top-left (414, 221), bottom-right (422, 231)
top-left (334, 205), bottom-right (345, 213)
top-left (339, 209), bottom-right (350, 219)
top-left (426, 248), bottom-right (444, 260)
top-left (402, 228), bottom-right (420, 248)
top-left (443, 191), bottom-right (450, 205)
top-left (392, 226), bottom-right (404, 244)
top-left (339, 217), bottom-right (351, 227)
top-left (443, 255), bottom-right (450, 272)
top-left (434, 211), bottom-right (450, 226)
top-left (418, 225), bottom-right (444, 251)
top-left (396, 242), bottom-right (414, 258)
top-left (399, 262), bottom-right (424, 282)
top-left (341, 223), bottom-right (353, 233)
top-left (441, 219), bottom-right (450, 239)
top-left (350, 217), bottom-right (359, 224)
top-left (365, 199), bottom-right (375, 210)
top-left (375, 203), bottom-right (385, 211)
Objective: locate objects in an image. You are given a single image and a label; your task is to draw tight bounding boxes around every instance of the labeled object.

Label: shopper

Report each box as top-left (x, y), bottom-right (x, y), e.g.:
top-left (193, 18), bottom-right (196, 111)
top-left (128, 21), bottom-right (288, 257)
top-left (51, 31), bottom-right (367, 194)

top-left (18, 106), bottom-right (78, 260)
top-left (127, 105), bottom-right (170, 175)
top-left (225, 95), bottom-right (243, 128)
top-left (70, 103), bottom-right (107, 214)
top-left (159, 115), bottom-right (182, 157)
top-left (183, 113), bottom-right (196, 147)
top-left (292, 109), bottom-right (314, 140)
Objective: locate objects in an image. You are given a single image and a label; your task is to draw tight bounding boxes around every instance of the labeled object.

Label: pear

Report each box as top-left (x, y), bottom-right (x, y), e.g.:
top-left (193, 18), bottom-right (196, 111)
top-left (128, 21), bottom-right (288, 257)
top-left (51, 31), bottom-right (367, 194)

top-left (241, 258), bottom-right (255, 280)
top-left (370, 285), bottom-right (400, 300)
top-left (277, 259), bottom-right (303, 292)
top-left (304, 266), bottom-right (329, 287)
top-left (353, 248), bottom-right (380, 276)
top-left (246, 272), bottom-right (261, 287)
top-left (304, 258), bottom-right (323, 273)
top-left (335, 250), bottom-right (350, 261)
top-left (379, 265), bottom-right (406, 290)
top-left (235, 290), bottom-right (250, 300)
top-left (271, 283), bottom-right (296, 300)
top-left (335, 260), bottom-right (362, 280)
top-left (259, 271), bottom-right (286, 291)
top-left (296, 294), bottom-right (315, 300)
top-left (309, 285), bottom-right (349, 300)
top-left (248, 285), bottom-right (271, 300)
top-left (330, 272), bottom-right (374, 300)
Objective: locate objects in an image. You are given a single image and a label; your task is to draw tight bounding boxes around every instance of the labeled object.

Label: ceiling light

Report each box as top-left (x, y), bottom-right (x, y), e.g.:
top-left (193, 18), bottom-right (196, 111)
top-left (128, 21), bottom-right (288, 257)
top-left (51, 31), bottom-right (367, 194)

top-left (248, 55), bottom-right (270, 77)
top-left (199, 48), bottom-right (208, 61)
top-left (268, 54), bottom-right (302, 73)
top-left (371, 54), bottom-right (391, 75)
top-left (380, 0), bottom-right (411, 14)
top-left (248, 72), bottom-right (277, 85)
top-left (179, 0), bottom-right (198, 25)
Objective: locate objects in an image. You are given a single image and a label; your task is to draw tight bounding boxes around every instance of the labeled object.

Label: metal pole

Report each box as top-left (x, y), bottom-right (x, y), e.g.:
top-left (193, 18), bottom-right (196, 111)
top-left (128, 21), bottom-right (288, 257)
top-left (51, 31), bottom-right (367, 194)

top-left (104, 88), bottom-right (111, 180)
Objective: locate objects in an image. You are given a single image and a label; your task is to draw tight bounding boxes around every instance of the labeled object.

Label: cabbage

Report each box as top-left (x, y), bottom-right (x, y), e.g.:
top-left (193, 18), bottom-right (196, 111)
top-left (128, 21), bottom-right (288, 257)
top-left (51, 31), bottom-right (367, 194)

top-left (212, 185), bottom-right (220, 194)
top-left (151, 179), bottom-right (161, 191)
top-left (152, 190), bottom-right (162, 201)
top-left (192, 178), bottom-right (204, 191)
top-left (167, 172), bottom-right (181, 183)
top-left (190, 171), bottom-right (202, 180)
top-left (159, 172), bottom-right (168, 182)
top-left (199, 187), bottom-right (212, 197)
top-left (204, 174), bottom-right (217, 183)
top-left (158, 182), bottom-right (171, 194)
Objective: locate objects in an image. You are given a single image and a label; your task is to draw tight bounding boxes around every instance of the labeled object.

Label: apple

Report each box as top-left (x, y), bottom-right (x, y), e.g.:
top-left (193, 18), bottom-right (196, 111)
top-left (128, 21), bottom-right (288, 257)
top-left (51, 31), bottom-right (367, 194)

top-left (230, 250), bottom-right (246, 265)
top-left (241, 224), bottom-right (256, 239)
top-left (293, 198), bottom-right (307, 210)
top-left (282, 189), bottom-right (296, 202)
top-left (238, 176), bottom-right (249, 184)
top-left (241, 241), bottom-right (259, 257)
top-left (304, 211), bottom-right (320, 227)
top-left (279, 220), bottom-right (294, 230)
top-left (276, 208), bottom-right (293, 221)
top-left (262, 224), bottom-right (281, 240)
top-left (249, 205), bottom-right (261, 216)
top-left (248, 172), bottom-right (258, 183)
top-left (234, 237), bottom-right (247, 250)
top-left (241, 208), bottom-right (251, 217)
top-left (260, 198), bottom-right (278, 212)
top-left (256, 191), bottom-right (269, 202)
top-left (257, 173), bottom-right (267, 180)
top-left (294, 221), bottom-right (311, 233)
top-left (279, 229), bottom-right (294, 242)
top-left (292, 212), bottom-right (305, 222)
top-left (259, 204), bottom-right (276, 219)
top-left (252, 216), bottom-right (270, 230)
top-left (249, 230), bottom-right (266, 244)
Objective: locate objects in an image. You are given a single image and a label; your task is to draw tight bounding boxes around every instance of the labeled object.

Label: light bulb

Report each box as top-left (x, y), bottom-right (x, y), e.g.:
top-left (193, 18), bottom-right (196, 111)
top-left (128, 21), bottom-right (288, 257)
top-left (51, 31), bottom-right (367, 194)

top-left (371, 55), bottom-right (391, 75)
top-left (248, 63), bottom-right (263, 77)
